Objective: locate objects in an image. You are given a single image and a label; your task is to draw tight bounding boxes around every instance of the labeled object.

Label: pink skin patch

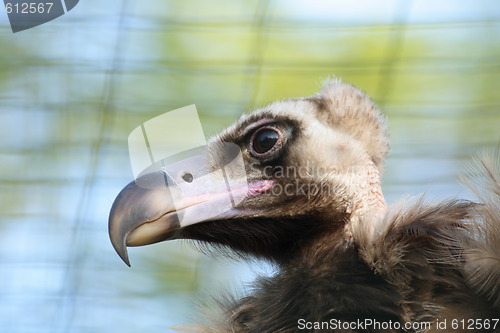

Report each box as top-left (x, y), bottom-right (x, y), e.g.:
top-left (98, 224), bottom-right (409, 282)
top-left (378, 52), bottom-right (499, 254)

top-left (247, 180), bottom-right (274, 199)
top-left (162, 179), bottom-right (274, 212)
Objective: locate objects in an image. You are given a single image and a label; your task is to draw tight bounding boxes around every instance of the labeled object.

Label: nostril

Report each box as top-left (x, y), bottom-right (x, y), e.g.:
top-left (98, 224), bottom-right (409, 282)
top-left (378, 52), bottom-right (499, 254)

top-left (181, 172), bottom-right (194, 183)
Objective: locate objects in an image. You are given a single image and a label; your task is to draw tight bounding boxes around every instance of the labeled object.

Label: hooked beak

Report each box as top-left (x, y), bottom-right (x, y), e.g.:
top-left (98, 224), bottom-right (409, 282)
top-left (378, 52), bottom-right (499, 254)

top-left (108, 145), bottom-right (270, 266)
top-left (108, 171), bottom-right (181, 266)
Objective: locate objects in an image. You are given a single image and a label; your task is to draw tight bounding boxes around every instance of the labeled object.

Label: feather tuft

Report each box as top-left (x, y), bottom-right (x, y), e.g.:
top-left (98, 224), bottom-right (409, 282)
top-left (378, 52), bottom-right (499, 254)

top-left (461, 150), bottom-right (500, 308)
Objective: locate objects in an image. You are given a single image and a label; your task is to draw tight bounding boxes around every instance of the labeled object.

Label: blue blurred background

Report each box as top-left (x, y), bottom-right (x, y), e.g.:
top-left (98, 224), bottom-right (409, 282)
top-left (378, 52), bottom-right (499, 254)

top-left (0, 1), bottom-right (499, 332)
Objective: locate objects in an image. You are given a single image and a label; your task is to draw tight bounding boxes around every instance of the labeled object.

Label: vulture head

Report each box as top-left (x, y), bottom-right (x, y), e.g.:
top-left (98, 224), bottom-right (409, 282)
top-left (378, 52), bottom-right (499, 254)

top-left (109, 79), bottom-right (500, 332)
top-left (109, 80), bottom-right (389, 266)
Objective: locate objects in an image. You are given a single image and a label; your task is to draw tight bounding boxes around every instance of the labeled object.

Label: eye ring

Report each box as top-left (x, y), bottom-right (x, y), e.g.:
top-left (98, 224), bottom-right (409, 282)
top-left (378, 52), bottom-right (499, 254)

top-left (249, 126), bottom-right (282, 157)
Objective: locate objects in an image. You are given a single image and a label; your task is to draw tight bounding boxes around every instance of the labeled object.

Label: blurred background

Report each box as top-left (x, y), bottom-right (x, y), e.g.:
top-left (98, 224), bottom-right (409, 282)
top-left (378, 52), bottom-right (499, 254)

top-left (0, 0), bottom-right (499, 332)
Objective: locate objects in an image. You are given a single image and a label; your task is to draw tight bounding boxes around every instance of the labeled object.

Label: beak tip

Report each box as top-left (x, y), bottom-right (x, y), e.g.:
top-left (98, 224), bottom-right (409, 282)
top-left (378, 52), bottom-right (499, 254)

top-left (109, 233), bottom-right (132, 267)
top-left (122, 257), bottom-right (132, 267)
top-left (109, 221), bottom-right (132, 267)
top-left (117, 246), bottom-right (131, 267)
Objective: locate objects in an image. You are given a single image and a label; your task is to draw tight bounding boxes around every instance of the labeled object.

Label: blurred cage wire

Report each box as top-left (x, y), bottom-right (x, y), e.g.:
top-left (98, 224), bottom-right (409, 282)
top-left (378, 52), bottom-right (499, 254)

top-left (0, 0), bottom-right (499, 332)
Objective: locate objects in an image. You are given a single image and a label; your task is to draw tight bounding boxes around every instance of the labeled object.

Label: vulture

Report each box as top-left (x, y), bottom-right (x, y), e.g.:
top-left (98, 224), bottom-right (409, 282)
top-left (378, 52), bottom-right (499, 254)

top-left (109, 79), bottom-right (500, 332)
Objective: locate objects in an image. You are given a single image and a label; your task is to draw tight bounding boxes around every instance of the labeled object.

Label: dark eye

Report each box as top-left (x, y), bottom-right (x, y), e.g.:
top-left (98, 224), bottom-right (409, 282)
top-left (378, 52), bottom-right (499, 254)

top-left (250, 126), bottom-right (281, 156)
